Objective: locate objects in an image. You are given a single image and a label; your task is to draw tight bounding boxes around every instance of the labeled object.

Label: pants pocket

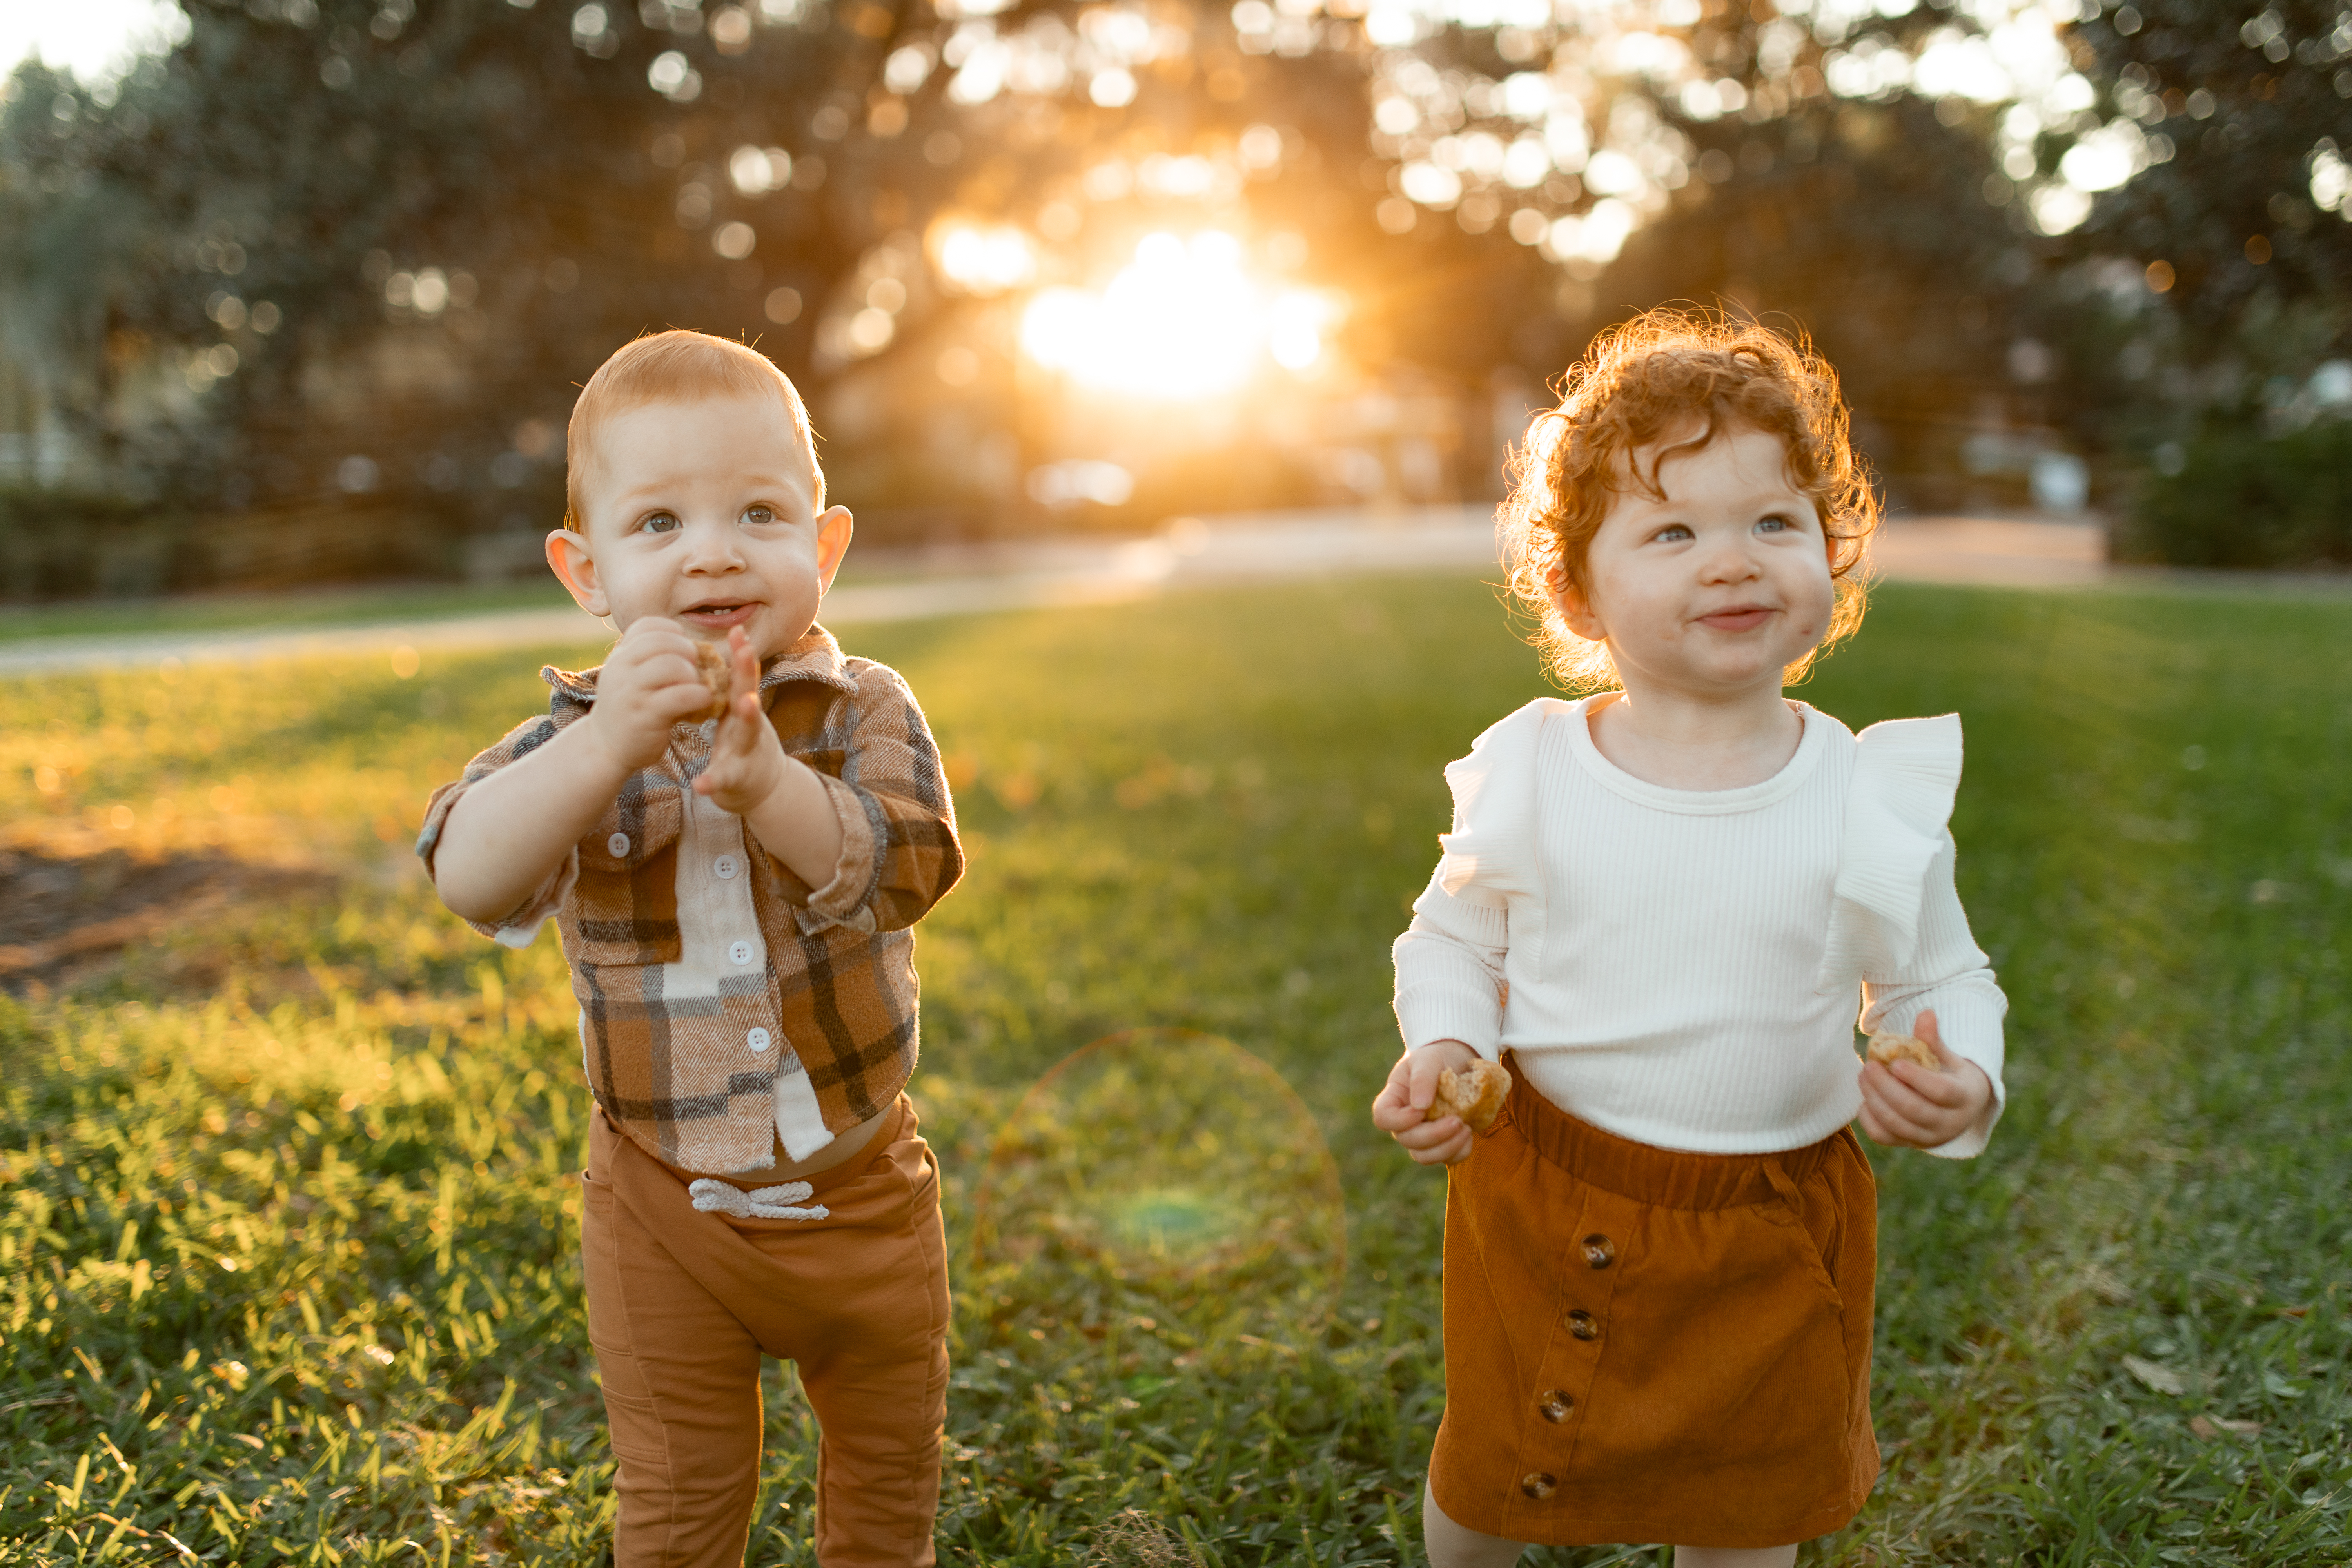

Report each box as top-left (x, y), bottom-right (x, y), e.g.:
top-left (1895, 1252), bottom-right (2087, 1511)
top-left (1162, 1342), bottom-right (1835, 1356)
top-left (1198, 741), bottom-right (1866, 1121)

top-left (579, 1171), bottom-right (646, 1380)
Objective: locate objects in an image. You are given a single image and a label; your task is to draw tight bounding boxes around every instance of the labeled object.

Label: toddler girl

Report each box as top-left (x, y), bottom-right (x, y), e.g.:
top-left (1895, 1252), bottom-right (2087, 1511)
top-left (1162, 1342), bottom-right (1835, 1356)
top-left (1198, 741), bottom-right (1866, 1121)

top-left (1372, 313), bottom-right (2007, 1568)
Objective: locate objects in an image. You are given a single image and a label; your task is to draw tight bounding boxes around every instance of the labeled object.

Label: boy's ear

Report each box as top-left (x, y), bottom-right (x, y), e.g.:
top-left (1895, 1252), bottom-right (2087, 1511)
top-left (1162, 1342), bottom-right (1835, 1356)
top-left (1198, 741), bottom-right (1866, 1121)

top-left (1548, 564), bottom-right (1606, 642)
top-left (546, 529), bottom-right (610, 617)
top-left (814, 506), bottom-right (854, 594)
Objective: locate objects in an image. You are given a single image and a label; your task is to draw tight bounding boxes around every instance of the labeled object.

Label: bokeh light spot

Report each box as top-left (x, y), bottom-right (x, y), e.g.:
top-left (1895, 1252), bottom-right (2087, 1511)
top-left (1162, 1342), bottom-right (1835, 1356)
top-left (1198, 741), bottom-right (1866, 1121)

top-left (970, 1029), bottom-right (1347, 1348)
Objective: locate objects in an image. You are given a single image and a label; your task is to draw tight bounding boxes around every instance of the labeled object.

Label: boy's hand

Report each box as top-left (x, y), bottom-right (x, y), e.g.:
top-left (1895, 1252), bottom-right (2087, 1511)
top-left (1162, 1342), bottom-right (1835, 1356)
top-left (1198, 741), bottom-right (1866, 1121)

top-left (695, 627), bottom-right (791, 816)
top-left (1371, 1039), bottom-right (1482, 1166)
top-left (1857, 1010), bottom-right (1992, 1150)
top-left (581, 617), bottom-right (721, 773)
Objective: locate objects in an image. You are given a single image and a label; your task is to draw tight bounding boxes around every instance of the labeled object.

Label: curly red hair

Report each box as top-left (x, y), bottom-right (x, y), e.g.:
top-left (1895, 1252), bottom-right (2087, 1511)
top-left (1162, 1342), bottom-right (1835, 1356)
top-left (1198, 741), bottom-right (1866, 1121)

top-left (1499, 311), bottom-right (1880, 690)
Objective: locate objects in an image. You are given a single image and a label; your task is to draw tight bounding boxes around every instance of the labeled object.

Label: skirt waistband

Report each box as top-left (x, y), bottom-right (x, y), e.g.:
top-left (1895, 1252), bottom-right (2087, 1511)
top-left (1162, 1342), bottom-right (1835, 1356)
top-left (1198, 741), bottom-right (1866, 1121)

top-left (1499, 1053), bottom-right (1842, 1211)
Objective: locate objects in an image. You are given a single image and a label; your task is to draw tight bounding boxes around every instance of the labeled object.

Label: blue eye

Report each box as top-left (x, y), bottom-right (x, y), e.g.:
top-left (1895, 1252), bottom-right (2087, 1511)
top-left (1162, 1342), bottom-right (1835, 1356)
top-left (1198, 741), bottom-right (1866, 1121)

top-left (639, 511), bottom-right (680, 534)
top-left (1653, 524), bottom-right (1693, 543)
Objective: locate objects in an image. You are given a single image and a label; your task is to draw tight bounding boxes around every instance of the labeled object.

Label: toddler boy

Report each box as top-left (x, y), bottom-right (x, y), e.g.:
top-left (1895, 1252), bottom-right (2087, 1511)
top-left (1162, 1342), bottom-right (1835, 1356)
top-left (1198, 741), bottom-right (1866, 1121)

top-left (419, 330), bottom-right (964, 1568)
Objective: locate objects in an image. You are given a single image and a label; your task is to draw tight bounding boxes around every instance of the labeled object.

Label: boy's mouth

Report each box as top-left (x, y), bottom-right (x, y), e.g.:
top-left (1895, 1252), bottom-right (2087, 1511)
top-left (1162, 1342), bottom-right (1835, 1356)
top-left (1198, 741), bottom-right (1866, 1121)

top-left (681, 601), bottom-right (758, 630)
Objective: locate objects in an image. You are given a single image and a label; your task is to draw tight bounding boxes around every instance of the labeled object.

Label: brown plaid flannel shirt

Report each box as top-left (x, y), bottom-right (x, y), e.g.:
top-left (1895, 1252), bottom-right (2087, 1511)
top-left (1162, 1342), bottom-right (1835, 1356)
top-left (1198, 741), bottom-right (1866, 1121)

top-left (417, 626), bottom-right (963, 1174)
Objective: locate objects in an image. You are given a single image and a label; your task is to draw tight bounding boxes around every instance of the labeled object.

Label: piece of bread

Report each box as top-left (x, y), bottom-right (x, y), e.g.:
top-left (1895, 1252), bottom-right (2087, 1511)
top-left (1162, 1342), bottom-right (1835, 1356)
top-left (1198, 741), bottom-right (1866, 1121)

top-left (1427, 1057), bottom-right (1510, 1132)
top-left (1866, 1031), bottom-right (1941, 1071)
top-left (689, 639), bottom-right (733, 723)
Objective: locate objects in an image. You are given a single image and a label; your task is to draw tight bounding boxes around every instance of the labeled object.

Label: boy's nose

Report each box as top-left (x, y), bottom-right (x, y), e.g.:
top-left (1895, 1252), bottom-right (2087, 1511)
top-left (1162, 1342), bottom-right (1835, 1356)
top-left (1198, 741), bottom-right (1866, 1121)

top-left (681, 519), bottom-right (746, 571)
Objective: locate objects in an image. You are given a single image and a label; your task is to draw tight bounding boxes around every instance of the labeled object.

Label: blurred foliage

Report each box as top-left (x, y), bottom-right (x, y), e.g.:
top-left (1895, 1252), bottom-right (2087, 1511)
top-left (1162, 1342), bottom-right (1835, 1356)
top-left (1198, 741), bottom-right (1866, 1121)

top-left (0, 490), bottom-right (181, 601)
top-left (2118, 416), bottom-right (2352, 567)
top-left (0, 0), bottom-right (1437, 558)
top-left (0, 0), bottom-right (2347, 588)
top-left (2073, 0), bottom-right (2352, 328)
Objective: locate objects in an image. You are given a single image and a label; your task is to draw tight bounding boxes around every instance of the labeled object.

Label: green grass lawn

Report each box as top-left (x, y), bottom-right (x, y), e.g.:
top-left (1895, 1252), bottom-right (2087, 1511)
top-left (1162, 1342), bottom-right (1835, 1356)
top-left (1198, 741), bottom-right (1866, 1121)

top-left (2, 575), bottom-right (2347, 1566)
top-left (0, 580), bottom-right (582, 646)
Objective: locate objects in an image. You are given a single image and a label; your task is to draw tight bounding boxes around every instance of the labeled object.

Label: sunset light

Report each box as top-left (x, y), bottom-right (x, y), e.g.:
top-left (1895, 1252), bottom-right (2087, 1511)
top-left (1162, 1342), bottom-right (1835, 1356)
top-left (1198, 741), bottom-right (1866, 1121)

top-left (1016, 231), bottom-right (1342, 399)
top-left (927, 216), bottom-right (1038, 295)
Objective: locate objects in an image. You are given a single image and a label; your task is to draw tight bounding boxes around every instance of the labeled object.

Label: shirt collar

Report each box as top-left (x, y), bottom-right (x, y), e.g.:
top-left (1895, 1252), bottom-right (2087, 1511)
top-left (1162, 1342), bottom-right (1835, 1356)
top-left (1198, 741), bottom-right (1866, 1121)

top-left (541, 623), bottom-right (857, 709)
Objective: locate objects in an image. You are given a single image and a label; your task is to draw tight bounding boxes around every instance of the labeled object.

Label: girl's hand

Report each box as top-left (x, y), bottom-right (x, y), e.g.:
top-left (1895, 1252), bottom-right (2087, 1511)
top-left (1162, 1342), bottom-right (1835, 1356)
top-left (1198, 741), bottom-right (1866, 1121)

top-left (579, 617), bottom-right (718, 773)
top-left (1857, 1010), bottom-right (1992, 1150)
top-left (1371, 1039), bottom-right (1481, 1166)
top-left (695, 627), bottom-right (789, 816)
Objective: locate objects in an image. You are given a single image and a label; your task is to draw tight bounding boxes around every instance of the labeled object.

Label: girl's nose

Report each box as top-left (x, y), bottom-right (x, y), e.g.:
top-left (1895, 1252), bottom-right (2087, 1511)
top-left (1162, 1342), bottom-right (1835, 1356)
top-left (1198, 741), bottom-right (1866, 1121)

top-left (1695, 538), bottom-right (1763, 583)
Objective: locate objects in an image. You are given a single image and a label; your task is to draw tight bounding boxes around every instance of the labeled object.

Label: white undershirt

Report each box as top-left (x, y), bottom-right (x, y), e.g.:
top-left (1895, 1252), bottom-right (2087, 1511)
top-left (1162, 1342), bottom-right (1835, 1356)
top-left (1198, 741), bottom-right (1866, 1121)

top-left (1392, 697), bottom-right (2007, 1158)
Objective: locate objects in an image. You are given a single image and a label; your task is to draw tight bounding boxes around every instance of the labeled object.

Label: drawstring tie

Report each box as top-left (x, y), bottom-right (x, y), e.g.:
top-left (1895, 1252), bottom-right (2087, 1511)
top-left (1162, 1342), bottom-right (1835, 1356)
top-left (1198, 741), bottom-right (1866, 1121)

top-left (688, 1178), bottom-right (829, 1221)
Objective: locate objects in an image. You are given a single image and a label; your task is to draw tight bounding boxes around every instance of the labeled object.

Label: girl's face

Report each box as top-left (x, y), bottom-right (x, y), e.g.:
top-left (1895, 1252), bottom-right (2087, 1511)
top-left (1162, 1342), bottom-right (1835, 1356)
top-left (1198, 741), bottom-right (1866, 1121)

top-left (1551, 425), bottom-right (1837, 701)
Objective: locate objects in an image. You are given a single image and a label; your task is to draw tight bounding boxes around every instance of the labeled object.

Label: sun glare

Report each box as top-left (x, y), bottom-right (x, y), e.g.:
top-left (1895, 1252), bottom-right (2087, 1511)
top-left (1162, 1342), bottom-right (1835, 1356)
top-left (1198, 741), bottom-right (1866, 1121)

top-left (1018, 231), bottom-right (1341, 399)
top-left (928, 217), bottom-right (1038, 295)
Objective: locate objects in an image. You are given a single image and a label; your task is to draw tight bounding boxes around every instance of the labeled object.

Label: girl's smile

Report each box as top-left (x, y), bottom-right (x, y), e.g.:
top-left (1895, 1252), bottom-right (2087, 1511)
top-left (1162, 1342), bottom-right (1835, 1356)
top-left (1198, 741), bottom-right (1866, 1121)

top-left (1693, 603), bottom-right (1779, 633)
top-left (1553, 424), bottom-right (1838, 704)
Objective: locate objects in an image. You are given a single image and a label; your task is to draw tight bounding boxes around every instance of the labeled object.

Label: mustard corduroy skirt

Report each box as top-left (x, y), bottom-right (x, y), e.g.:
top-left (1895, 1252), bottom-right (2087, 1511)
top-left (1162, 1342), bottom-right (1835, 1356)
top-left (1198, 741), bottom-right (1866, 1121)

top-left (1430, 1061), bottom-right (1880, 1550)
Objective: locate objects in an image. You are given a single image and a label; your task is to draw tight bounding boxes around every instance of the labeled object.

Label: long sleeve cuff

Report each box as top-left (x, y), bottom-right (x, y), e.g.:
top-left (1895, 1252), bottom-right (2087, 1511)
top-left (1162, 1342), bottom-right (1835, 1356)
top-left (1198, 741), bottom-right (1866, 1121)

top-left (1394, 984), bottom-right (1504, 1059)
top-left (795, 772), bottom-right (882, 932)
top-left (483, 849), bottom-right (577, 949)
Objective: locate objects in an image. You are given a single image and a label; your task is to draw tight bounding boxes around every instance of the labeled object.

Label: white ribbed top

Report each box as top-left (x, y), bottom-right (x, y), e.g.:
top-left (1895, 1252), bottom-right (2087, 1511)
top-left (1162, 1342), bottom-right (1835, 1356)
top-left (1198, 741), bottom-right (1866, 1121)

top-left (1391, 697), bottom-right (2008, 1158)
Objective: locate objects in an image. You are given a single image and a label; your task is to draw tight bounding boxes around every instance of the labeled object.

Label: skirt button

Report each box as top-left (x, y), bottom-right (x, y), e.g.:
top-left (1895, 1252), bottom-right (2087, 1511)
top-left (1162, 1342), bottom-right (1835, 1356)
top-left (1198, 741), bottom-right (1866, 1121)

top-left (1581, 1233), bottom-right (1615, 1269)
top-left (1564, 1309), bottom-right (1599, 1341)
top-left (1519, 1472), bottom-right (1557, 1499)
top-left (1537, 1389), bottom-right (1573, 1423)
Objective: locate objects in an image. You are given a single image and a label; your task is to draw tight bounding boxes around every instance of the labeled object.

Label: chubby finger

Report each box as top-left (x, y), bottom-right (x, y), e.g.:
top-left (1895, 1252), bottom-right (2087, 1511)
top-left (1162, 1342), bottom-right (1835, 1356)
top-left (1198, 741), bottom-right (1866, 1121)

top-left (1425, 1125), bottom-right (1475, 1165)
top-left (1857, 1098), bottom-right (1917, 1148)
top-left (622, 615), bottom-right (690, 643)
top-left (1872, 1062), bottom-right (1966, 1123)
top-left (1391, 1114), bottom-right (1460, 1149)
top-left (728, 625), bottom-right (758, 696)
top-left (647, 672), bottom-right (716, 720)
top-left (1408, 1051), bottom-right (1459, 1112)
top-left (1395, 1117), bottom-right (1470, 1164)
top-left (1856, 1090), bottom-right (1926, 1147)
top-left (1859, 1068), bottom-right (1952, 1146)
top-left (620, 624), bottom-right (698, 666)
top-left (1886, 1058), bottom-right (1972, 1109)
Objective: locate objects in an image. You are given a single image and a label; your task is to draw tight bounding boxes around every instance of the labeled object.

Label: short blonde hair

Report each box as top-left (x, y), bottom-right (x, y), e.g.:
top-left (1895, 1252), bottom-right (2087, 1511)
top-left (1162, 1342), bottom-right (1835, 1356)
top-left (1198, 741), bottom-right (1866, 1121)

top-left (1500, 310), bottom-right (1880, 691)
top-left (564, 330), bottom-right (823, 530)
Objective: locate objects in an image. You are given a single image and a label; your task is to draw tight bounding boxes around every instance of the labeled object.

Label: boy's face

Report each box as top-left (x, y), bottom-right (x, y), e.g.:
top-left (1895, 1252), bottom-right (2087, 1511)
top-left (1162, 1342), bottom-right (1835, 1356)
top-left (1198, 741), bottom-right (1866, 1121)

top-left (1552, 425), bottom-right (1837, 698)
top-left (548, 393), bottom-right (852, 660)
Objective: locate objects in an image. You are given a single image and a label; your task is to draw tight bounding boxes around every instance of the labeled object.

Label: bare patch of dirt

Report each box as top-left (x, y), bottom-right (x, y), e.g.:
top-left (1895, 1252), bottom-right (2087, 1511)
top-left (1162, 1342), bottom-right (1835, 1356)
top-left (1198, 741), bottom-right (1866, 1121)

top-left (0, 843), bottom-right (336, 989)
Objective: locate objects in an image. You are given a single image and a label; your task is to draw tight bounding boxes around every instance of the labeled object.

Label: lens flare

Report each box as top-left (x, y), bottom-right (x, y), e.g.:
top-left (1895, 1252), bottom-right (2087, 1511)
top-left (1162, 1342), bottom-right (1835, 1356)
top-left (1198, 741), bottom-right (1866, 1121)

top-left (970, 1029), bottom-right (1347, 1348)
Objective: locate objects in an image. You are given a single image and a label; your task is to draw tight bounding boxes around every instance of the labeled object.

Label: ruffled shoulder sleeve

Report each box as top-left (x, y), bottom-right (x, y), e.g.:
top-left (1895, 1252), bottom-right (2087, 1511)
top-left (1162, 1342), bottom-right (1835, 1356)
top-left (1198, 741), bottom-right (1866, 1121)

top-left (1434, 699), bottom-right (1571, 909)
top-left (1818, 713), bottom-right (1963, 987)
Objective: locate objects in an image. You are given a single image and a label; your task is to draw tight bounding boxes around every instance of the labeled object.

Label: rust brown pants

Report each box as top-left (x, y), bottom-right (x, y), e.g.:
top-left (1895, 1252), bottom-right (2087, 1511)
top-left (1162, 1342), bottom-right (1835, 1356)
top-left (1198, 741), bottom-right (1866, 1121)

top-left (1431, 1065), bottom-right (1880, 1550)
top-left (582, 1096), bottom-right (949, 1568)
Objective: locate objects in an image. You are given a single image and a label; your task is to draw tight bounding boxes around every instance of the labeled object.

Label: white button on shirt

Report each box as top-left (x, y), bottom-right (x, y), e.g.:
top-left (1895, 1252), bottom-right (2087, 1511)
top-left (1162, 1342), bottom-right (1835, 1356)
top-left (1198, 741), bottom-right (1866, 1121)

top-left (714, 855), bottom-right (740, 880)
top-left (608, 832), bottom-right (631, 857)
top-left (729, 940), bottom-right (755, 966)
top-left (748, 1027), bottom-right (773, 1052)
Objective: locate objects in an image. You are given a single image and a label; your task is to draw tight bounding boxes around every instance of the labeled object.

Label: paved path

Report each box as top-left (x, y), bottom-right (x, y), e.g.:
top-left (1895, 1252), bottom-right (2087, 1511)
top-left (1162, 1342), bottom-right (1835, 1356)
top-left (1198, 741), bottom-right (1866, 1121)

top-left (0, 508), bottom-right (2325, 677)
